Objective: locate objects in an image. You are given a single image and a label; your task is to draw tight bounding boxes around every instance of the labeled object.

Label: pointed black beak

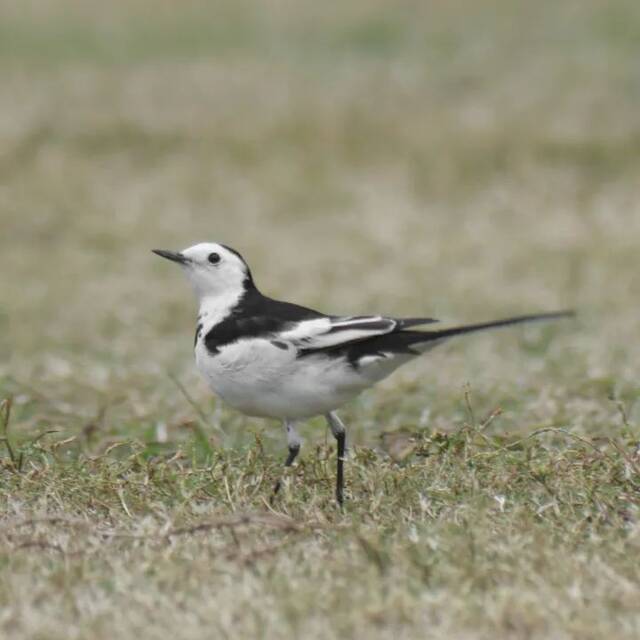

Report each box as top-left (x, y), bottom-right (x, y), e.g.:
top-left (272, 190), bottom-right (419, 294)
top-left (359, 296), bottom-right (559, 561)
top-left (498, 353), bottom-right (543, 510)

top-left (152, 249), bottom-right (188, 264)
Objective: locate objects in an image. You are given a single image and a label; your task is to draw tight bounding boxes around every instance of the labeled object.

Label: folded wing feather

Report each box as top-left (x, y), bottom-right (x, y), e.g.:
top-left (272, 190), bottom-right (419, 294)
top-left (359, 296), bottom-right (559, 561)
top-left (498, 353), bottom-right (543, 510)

top-left (279, 315), bottom-right (437, 351)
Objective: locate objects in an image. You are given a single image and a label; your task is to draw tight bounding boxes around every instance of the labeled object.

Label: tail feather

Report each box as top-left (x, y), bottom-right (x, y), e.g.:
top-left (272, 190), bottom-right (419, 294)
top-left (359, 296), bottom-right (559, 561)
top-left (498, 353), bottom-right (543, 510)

top-left (299, 310), bottom-right (574, 368)
top-left (409, 310), bottom-right (575, 345)
top-left (396, 317), bottom-right (439, 330)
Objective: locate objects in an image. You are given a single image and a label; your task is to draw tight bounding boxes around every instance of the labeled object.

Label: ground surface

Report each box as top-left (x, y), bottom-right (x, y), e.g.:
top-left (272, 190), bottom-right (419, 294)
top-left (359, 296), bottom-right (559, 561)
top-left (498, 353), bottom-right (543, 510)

top-left (1, 1), bottom-right (640, 638)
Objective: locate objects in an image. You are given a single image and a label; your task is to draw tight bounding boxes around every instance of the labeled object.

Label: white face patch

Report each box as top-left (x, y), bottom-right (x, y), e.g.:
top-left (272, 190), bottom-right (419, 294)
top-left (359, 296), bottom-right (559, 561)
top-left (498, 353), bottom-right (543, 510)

top-left (179, 243), bottom-right (250, 303)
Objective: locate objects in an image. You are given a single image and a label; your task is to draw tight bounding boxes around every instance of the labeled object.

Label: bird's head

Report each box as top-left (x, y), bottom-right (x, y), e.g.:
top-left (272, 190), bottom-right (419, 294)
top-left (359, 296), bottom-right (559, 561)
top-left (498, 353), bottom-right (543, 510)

top-left (152, 243), bottom-right (254, 302)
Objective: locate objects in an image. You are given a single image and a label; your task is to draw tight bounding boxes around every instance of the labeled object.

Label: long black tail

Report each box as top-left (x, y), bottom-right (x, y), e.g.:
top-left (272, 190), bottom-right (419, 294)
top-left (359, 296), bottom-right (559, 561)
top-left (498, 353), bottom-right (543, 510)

top-left (414, 310), bottom-right (575, 343)
top-left (300, 310), bottom-right (574, 363)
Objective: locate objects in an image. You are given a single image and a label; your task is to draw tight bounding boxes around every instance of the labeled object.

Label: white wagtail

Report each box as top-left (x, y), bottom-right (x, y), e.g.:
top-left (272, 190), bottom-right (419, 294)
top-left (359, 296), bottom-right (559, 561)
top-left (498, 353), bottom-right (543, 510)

top-left (153, 243), bottom-right (572, 505)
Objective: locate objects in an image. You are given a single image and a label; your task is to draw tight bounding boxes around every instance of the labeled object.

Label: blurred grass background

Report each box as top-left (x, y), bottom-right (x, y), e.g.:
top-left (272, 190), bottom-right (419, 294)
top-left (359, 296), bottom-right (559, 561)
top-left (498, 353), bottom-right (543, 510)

top-left (1, 1), bottom-right (640, 638)
top-left (2, 0), bottom-right (639, 441)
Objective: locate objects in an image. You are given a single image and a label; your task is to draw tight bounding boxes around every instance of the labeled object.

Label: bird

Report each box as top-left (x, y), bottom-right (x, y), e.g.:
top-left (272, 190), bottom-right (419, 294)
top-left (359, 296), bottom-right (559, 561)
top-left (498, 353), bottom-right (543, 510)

top-left (153, 242), bottom-right (573, 506)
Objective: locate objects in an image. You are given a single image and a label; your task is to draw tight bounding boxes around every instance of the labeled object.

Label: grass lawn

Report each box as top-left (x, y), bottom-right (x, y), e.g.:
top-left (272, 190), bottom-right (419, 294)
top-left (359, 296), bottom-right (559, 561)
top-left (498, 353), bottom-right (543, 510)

top-left (1, 1), bottom-right (640, 638)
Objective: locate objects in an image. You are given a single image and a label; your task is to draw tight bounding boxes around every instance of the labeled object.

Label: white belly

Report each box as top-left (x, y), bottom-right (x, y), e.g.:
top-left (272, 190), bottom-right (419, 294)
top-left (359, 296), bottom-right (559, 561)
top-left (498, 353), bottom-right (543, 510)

top-left (194, 338), bottom-right (369, 419)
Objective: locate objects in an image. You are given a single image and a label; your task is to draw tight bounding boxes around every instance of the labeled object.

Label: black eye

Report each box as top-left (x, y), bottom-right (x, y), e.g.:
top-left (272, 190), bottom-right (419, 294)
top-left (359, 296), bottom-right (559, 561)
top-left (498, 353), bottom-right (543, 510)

top-left (208, 252), bottom-right (221, 265)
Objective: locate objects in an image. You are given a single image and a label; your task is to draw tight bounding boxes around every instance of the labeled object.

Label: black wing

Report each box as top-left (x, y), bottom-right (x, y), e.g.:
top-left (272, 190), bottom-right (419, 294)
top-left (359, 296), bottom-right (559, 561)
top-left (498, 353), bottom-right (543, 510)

top-left (204, 286), bottom-right (438, 356)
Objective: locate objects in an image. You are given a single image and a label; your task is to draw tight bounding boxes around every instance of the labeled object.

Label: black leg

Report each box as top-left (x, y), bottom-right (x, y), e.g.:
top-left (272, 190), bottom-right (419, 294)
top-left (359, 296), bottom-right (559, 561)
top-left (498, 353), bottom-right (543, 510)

top-left (335, 430), bottom-right (345, 507)
top-left (271, 420), bottom-right (302, 501)
top-left (284, 443), bottom-right (300, 467)
top-left (271, 444), bottom-right (300, 498)
top-left (326, 412), bottom-right (347, 507)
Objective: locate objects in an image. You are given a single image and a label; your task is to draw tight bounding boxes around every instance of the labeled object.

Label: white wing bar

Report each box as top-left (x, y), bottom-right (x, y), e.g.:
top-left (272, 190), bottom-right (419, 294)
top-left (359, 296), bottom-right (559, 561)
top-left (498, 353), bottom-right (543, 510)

top-left (279, 316), bottom-right (398, 350)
